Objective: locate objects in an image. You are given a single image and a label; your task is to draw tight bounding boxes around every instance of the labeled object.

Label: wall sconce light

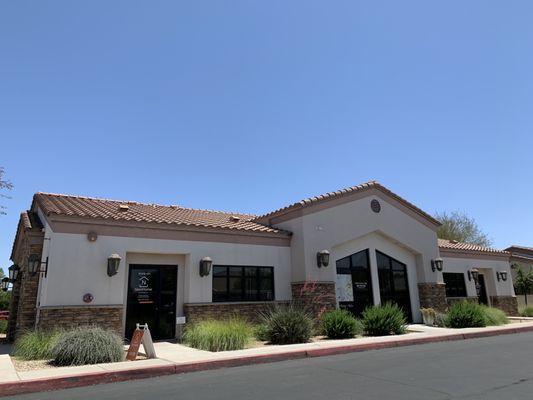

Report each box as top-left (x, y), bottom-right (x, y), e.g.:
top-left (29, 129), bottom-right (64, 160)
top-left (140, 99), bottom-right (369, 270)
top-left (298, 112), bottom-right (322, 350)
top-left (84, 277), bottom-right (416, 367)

top-left (199, 257), bottom-right (213, 277)
top-left (317, 250), bottom-right (330, 268)
top-left (8, 264), bottom-right (20, 282)
top-left (468, 268), bottom-right (479, 282)
top-left (107, 254), bottom-right (121, 277)
top-left (496, 271), bottom-right (508, 282)
top-left (431, 258), bottom-right (444, 272)
top-left (0, 277), bottom-right (9, 291)
top-left (28, 254), bottom-right (49, 277)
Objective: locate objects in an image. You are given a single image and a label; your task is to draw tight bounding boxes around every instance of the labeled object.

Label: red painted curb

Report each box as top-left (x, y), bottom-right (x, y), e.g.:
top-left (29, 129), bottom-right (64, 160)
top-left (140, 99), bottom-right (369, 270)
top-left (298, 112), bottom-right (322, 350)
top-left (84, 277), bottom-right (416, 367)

top-left (1, 324), bottom-right (533, 397)
top-left (0, 365), bottom-right (177, 397)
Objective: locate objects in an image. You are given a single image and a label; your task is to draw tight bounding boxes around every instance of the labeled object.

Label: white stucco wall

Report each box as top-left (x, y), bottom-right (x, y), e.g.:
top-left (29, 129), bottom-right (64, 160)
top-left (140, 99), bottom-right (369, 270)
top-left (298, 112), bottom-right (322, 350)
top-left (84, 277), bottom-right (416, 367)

top-left (274, 194), bottom-right (441, 285)
top-left (442, 256), bottom-right (515, 299)
top-left (37, 229), bottom-right (292, 314)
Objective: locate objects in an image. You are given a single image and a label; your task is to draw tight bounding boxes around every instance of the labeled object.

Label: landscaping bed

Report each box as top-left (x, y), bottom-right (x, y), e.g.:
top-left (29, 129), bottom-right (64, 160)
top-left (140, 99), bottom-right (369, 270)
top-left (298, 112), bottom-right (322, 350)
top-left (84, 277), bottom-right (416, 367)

top-left (182, 303), bottom-right (410, 352)
top-left (8, 326), bottom-right (148, 372)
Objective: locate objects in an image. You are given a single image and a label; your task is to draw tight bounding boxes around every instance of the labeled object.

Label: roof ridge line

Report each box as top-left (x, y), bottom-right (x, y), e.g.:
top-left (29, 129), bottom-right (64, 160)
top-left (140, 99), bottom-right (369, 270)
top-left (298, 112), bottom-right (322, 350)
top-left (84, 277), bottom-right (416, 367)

top-left (35, 192), bottom-right (258, 218)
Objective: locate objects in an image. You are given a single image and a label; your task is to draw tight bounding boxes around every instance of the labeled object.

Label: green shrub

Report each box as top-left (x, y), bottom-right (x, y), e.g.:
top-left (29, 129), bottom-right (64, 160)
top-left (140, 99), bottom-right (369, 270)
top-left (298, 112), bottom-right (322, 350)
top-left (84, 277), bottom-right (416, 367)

top-left (321, 309), bottom-right (362, 339)
top-left (52, 327), bottom-right (124, 366)
top-left (520, 306), bottom-right (533, 317)
top-left (0, 320), bottom-right (8, 334)
top-left (0, 291), bottom-right (10, 311)
top-left (481, 306), bottom-right (508, 326)
top-left (362, 303), bottom-right (407, 336)
top-left (184, 318), bottom-right (253, 352)
top-left (12, 330), bottom-right (61, 360)
top-left (260, 303), bottom-right (314, 344)
top-left (254, 323), bottom-right (270, 341)
top-left (445, 301), bottom-right (486, 328)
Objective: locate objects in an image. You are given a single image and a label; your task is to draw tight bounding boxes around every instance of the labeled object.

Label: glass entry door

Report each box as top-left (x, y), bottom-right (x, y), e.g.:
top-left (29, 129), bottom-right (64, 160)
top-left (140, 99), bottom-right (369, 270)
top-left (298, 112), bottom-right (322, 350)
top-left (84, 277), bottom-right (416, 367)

top-left (477, 274), bottom-right (489, 305)
top-left (376, 251), bottom-right (412, 321)
top-left (126, 265), bottom-right (177, 340)
top-left (335, 249), bottom-right (374, 317)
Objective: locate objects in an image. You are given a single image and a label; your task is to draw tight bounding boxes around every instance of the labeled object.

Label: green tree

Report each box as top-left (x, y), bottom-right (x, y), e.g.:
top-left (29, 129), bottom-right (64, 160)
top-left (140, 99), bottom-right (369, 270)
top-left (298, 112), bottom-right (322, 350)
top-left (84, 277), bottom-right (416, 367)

top-left (435, 211), bottom-right (492, 247)
top-left (514, 265), bottom-right (533, 306)
top-left (0, 268), bottom-right (11, 310)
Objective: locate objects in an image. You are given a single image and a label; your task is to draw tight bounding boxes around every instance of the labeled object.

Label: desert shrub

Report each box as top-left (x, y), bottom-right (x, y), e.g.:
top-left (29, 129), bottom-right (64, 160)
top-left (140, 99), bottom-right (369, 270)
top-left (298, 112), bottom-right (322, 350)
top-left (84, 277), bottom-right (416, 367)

top-left (184, 318), bottom-right (253, 352)
top-left (52, 327), bottom-right (124, 366)
top-left (254, 323), bottom-right (270, 342)
top-left (12, 329), bottom-right (61, 360)
top-left (445, 301), bottom-right (486, 328)
top-left (362, 303), bottom-right (407, 336)
top-left (0, 320), bottom-right (8, 334)
top-left (321, 309), bottom-right (362, 339)
top-left (520, 306), bottom-right (533, 317)
top-left (481, 306), bottom-right (508, 326)
top-left (434, 313), bottom-right (447, 327)
top-left (260, 303), bottom-right (314, 344)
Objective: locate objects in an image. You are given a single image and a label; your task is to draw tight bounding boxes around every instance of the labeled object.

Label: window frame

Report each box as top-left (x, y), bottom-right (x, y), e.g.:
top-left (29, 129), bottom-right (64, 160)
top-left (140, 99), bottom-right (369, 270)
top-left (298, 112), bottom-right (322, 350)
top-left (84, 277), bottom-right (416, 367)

top-left (212, 265), bottom-right (275, 302)
top-left (443, 272), bottom-right (468, 298)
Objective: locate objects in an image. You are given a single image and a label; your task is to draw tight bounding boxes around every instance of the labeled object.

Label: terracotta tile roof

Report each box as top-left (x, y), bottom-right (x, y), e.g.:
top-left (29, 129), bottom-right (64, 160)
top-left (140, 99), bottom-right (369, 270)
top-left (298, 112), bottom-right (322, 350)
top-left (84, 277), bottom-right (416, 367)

top-left (33, 193), bottom-right (289, 236)
top-left (438, 239), bottom-right (509, 255)
top-left (254, 181), bottom-right (441, 226)
top-left (10, 211), bottom-right (43, 261)
top-left (505, 245), bottom-right (533, 254)
top-left (505, 245), bottom-right (533, 261)
top-left (21, 211), bottom-right (32, 230)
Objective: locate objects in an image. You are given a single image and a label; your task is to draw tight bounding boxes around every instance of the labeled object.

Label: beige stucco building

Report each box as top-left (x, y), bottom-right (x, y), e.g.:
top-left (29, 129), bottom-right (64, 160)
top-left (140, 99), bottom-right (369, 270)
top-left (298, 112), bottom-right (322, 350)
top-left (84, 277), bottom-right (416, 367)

top-left (5, 181), bottom-right (519, 340)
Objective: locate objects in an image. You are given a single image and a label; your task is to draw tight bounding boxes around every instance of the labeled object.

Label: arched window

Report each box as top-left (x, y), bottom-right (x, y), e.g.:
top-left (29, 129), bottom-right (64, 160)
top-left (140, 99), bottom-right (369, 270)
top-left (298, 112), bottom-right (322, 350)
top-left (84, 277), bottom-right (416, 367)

top-left (376, 251), bottom-right (412, 321)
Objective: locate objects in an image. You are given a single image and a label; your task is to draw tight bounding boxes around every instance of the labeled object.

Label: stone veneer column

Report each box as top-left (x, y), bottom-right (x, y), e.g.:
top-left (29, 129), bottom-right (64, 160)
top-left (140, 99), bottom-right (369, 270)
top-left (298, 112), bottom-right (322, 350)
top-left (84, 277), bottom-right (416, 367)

top-left (8, 222), bottom-right (44, 340)
top-left (291, 281), bottom-right (336, 320)
top-left (417, 282), bottom-right (447, 313)
top-left (490, 296), bottom-right (519, 316)
top-left (37, 306), bottom-right (124, 337)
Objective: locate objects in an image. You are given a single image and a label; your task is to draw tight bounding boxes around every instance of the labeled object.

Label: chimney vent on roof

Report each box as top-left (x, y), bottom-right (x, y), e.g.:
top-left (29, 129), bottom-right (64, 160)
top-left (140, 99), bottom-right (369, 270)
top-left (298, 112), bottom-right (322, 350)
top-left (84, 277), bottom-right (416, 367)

top-left (118, 204), bottom-right (129, 212)
top-left (229, 215), bottom-right (241, 222)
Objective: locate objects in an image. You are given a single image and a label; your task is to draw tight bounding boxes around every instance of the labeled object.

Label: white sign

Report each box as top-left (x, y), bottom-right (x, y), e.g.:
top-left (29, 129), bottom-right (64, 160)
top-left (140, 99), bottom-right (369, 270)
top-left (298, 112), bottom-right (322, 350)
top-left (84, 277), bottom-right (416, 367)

top-left (137, 323), bottom-right (156, 359)
top-left (336, 274), bottom-right (354, 302)
top-left (176, 316), bottom-right (186, 324)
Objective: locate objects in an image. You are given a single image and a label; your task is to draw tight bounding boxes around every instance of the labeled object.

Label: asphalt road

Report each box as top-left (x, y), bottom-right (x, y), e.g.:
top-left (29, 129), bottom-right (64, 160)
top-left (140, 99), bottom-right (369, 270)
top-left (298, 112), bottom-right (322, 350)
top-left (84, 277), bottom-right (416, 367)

top-left (7, 332), bottom-right (533, 400)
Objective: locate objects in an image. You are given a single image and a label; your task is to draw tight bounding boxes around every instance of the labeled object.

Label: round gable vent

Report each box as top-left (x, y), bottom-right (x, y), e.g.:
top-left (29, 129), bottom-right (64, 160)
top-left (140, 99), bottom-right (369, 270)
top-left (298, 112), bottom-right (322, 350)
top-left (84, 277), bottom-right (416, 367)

top-left (370, 199), bottom-right (381, 213)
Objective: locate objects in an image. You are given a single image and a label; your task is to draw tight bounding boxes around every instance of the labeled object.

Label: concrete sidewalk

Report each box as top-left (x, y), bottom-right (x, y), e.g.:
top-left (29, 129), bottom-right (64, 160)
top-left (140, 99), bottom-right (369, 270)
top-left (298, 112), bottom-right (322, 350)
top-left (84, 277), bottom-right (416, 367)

top-left (2, 321), bottom-right (533, 397)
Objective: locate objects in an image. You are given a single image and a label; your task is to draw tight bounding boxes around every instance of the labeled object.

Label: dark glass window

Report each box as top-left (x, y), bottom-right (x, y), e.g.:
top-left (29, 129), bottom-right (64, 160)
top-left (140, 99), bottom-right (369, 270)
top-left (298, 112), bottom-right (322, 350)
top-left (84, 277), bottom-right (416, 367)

top-left (443, 272), bottom-right (467, 298)
top-left (336, 249), bottom-right (373, 317)
top-left (212, 266), bottom-right (274, 302)
top-left (376, 250), bottom-right (412, 321)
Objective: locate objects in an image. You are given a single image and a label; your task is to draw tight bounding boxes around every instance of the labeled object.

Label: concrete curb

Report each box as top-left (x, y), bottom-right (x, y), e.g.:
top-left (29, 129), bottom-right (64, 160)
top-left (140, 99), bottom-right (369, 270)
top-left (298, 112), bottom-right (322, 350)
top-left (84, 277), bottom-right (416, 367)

top-left (2, 325), bottom-right (533, 397)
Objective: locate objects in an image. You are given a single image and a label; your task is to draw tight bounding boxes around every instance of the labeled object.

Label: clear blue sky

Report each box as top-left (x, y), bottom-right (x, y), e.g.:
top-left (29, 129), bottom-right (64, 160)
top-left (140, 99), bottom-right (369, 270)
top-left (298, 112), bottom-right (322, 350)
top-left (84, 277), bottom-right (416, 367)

top-left (1, 1), bottom-right (532, 271)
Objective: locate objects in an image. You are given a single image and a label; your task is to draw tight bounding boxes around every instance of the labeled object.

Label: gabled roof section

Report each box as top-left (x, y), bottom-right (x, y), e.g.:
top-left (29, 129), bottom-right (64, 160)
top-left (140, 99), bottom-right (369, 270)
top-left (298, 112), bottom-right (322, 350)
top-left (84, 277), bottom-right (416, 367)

top-left (253, 181), bottom-right (441, 228)
top-left (32, 192), bottom-right (290, 237)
